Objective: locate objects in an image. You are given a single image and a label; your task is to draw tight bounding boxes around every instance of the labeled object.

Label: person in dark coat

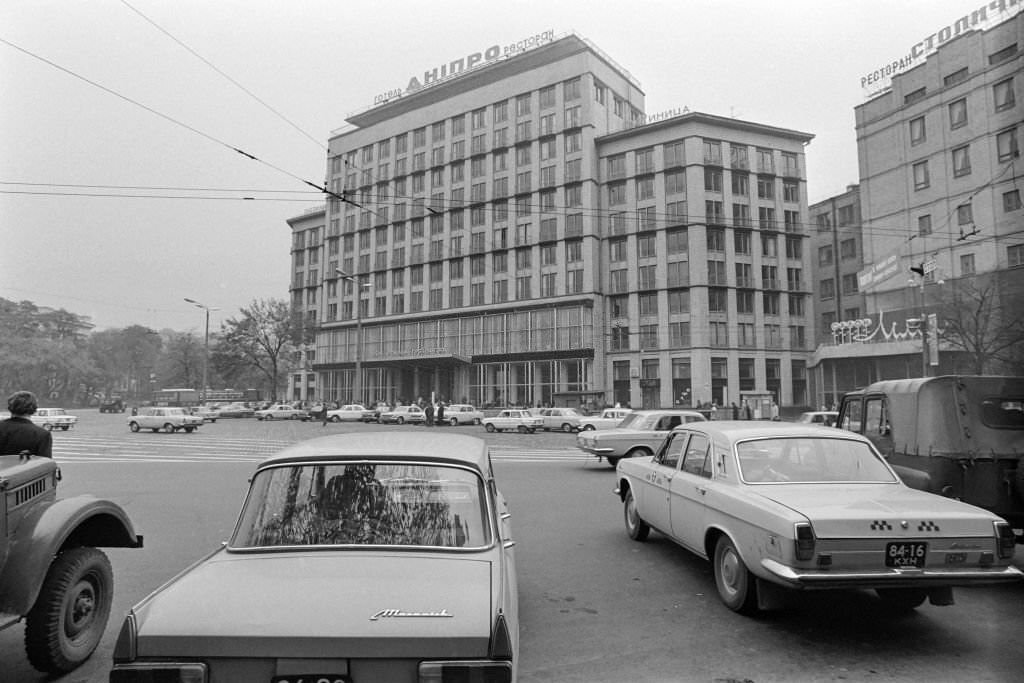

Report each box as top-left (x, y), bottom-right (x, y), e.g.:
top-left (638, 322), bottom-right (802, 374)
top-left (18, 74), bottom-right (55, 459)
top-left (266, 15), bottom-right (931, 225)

top-left (435, 401), bottom-right (446, 426)
top-left (424, 401), bottom-right (435, 427)
top-left (731, 402), bottom-right (739, 420)
top-left (0, 391), bottom-right (53, 458)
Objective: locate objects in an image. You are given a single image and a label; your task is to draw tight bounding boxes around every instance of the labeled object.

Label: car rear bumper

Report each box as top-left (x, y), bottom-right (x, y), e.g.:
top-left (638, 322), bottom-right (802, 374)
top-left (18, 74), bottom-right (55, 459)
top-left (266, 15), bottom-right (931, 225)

top-left (760, 557), bottom-right (1024, 589)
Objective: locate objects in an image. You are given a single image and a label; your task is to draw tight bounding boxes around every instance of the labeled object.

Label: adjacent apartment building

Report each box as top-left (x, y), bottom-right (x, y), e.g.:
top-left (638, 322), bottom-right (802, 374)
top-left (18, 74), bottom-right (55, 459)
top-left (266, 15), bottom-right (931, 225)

top-left (288, 32), bottom-right (815, 411)
top-left (806, 9), bottom-right (1023, 407)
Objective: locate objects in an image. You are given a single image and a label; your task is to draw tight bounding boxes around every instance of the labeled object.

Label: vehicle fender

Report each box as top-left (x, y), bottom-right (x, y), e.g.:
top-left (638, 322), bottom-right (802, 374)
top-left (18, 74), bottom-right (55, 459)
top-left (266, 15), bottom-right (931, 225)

top-left (0, 495), bottom-right (142, 616)
top-left (890, 464), bottom-right (933, 492)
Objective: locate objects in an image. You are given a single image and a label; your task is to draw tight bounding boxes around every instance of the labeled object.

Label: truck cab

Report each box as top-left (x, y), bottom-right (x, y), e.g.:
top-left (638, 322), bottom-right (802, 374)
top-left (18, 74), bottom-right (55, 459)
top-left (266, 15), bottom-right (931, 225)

top-left (837, 375), bottom-right (1024, 533)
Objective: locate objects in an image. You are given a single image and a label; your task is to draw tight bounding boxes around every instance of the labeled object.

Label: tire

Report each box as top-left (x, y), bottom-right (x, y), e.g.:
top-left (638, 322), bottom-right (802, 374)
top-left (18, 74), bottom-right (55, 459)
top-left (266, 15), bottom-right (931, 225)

top-left (582, 424), bottom-right (595, 431)
top-left (518, 425), bottom-right (529, 434)
top-left (396, 417), bottom-right (405, 425)
top-left (184, 426), bottom-right (195, 433)
top-left (713, 535), bottom-right (759, 614)
top-left (561, 423), bottom-right (574, 432)
top-left (606, 456), bottom-right (621, 468)
top-left (449, 417), bottom-right (459, 426)
top-left (624, 488), bottom-right (650, 541)
top-left (330, 415), bottom-right (341, 423)
top-left (264, 414), bottom-right (273, 421)
top-left (44, 424), bottom-right (54, 431)
top-left (24, 547), bottom-right (113, 674)
top-left (163, 423), bottom-right (175, 433)
top-left (875, 588), bottom-right (928, 612)
top-left (473, 418), bottom-right (481, 425)
top-left (61, 426), bottom-right (70, 431)
top-left (623, 447), bottom-right (652, 464)
top-left (485, 423), bottom-right (496, 432)
top-left (128, 422), bottom-right (140, 433)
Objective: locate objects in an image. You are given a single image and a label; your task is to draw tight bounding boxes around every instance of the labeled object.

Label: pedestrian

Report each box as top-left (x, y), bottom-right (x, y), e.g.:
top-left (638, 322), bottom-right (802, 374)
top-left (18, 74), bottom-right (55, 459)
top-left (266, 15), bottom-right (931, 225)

top-left (731, 402), bottom-right (739, 420)
top-left (710, 402), bottom-right (719, 421)
top-left (771, 401), bottom-right (780, 421)
top-left (743, 400), bottom-right (752, 420)
top-left (436, 401), bottom-right (445, 426)
top-left (321, 400), bottom-right (330, 427)
top-left (424, 401), bottom-right (435, 427)
top-left (0, 391), bottom-right (53, 458)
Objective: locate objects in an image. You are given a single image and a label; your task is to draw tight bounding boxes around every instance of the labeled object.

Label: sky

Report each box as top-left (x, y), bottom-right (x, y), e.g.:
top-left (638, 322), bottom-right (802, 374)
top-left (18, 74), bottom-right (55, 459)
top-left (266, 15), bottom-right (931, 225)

top-left (0, 0), bottom-right (988, 333)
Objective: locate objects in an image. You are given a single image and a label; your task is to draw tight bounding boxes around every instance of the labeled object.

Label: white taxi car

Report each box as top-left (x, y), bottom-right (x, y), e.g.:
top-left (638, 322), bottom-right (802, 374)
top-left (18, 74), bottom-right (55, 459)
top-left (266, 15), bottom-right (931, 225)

top-left (30, 407), bottom-right (78, 431)
top-left (127, 407), bottom-right (204, 433)
top-left (482, 409), bottom-right (543, 434)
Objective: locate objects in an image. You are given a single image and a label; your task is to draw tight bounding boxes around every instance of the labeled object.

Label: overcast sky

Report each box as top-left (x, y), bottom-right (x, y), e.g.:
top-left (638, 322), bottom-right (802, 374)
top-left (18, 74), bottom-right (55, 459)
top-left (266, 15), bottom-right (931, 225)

top-left (0, 0), bottom-right (990, 333)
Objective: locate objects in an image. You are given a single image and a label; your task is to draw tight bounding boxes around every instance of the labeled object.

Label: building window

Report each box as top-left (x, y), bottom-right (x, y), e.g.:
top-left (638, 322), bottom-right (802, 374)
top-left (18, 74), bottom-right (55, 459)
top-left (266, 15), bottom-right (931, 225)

top-left (731, 173), bottom-right (749, 197)
top-left (704, 168), bottom-right (723, 192)
top-left (665, 140), bottom-right (685, 167)
top-left (997, 127), bottom-right (1019, 162)
top-left (909, 116), bottom-right (926, 145)
top-left (757, 175), bottom-right (774, 199)
top-left (960, 253), bottom-right (975, 275)
top-left (730, 144), bottom-right (749, 170)
top-left (637, 176), bottom-right (655, 200)
top-left (1005, 189), bottom-right (1022, 212)
top-left (989, 43), bottom-right (1018, 65)
top-left (563, 77), bottom-right (581, 101)
top-left (840, 238), bottom-right (857, 260)
top-left (709, 322), bottom-right (729, 347)
top-left (818, 244), bottom-right (834, 266)
top-left (451, 115), bottom-right (465, 136)
top-left (783, 180), bottom-right (799, 202)
top-left (918, 214), bottom-right (932, 236)
top-left (948, 98), bottom-right (968, 129)
top-left (703, 139), bottom-right (722, 165)
top-left (608, 182), bottom-right (626, 205)
top-left (904, 87), bottom-right (927, 105)
top-left (707, 227), bottom-right (725, 252)
top-left (842, 273), bottom-right (859, 295)
top-left (734, 229), bottom-right (751, 255)
top-left (912, 161), bottom-right (930, 190)
top-left (1009, 244), bottom-right (1024, 267)
top-left (635, 148), bottom-right (655, 174)
top-left (821, 278), bottom-right (835, 300)
top-left (952, 145), bottom-right (971, 177)
top-left (994, 78), bottom-right (1016, 111)
top-left (943, 67), bottom-right (968, 87)
top-left (957, 203), bottom-right (973, 226)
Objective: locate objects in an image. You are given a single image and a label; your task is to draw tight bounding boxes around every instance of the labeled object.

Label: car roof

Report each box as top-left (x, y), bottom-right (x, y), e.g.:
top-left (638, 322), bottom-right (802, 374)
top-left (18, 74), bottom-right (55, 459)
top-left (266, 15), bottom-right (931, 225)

top-left (672, 419), bottom-right (862, 442)
top-left (259, 432), bottom-right (492, 473)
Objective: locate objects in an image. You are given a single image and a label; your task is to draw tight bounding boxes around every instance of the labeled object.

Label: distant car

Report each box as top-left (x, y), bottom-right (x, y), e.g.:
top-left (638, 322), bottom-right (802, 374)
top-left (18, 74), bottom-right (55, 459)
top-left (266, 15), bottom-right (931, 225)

top-left (482, 409), bottom-right (543, 433)
top-left (188, 406), bottom-right (219, 422)
top-left (576, 409), bottom-right (706, 467)
top-left (577, 407), bottom-right (632, 431)
top-left (614, 421), bottom-right (1022, 615)
top-left (444, 404), bottom-right (485, 426)
top-left (29, 408), bottom-right (78, 431)
top-left (128, 407), bottom-right (204, 433)
top-left (378, 405), bottom-right (426, 425)
top-left (99, 398), bottom-right (125, 413)
top-left (255, 404), bottom-right (310, 421)
top-left (797, 411), bottom-right (838, 426)
top-left (213, 403), bottom-right (255, 419)
top-left (537, 407), bottom-right (585, 432)
top-left (327, 404), bottom-right (375, 422)
top-left (108, 432), bottom-right (519, 682)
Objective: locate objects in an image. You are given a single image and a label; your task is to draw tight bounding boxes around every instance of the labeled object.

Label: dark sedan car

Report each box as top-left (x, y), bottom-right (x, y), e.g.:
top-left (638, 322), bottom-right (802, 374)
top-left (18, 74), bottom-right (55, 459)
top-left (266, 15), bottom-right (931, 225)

top-left (213, 403), bottom-right (255, 419)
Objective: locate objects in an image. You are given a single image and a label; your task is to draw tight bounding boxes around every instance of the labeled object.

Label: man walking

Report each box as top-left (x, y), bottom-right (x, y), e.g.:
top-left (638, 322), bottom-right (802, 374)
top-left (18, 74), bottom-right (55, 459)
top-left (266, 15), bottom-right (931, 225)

top-left (0, 391), bottom-right (53, 458)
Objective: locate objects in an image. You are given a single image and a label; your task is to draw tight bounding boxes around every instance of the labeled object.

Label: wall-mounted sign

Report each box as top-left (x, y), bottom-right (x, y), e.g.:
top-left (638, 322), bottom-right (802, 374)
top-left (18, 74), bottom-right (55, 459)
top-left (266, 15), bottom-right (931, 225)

top-left (830, 311), bottom-right (922, 345)
top-left (860, 1), bottom-right (1022, 96)
top-left (372, 29), bottom-right (556, 107)
top-left (856, 254), bottom-right (901, 292)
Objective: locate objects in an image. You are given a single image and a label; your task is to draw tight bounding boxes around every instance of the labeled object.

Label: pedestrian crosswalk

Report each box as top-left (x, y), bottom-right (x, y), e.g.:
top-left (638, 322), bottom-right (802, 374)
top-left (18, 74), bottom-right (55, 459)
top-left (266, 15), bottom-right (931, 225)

top-left (51, 432), bottom-right (589, 464)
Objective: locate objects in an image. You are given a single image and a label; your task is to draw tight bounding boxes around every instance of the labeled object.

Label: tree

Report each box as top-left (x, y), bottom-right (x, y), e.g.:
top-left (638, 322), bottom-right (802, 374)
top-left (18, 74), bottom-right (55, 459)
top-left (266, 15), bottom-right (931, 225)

top-left (156, 332), bottom-right (205, 389)
top-left (215, 299), bottom-right (302, 401)
top-left (935, 271), bottom-right (1024, 375)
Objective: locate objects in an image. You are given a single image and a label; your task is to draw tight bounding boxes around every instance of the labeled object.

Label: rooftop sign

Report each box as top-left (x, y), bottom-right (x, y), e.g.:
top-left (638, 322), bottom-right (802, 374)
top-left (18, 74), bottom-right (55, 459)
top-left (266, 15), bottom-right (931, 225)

top-left (371, 30), bottom-right (555, 107)
top-left (860, 0), bottom-right (1022, 96)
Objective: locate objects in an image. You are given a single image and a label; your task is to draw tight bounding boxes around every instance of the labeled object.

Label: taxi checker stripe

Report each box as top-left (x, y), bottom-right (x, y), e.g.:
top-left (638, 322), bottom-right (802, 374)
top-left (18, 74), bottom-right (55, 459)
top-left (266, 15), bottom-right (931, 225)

top-left (917, 521), bottom-right (940, 532)
top-left (869, 520), bottom-right (893, 531)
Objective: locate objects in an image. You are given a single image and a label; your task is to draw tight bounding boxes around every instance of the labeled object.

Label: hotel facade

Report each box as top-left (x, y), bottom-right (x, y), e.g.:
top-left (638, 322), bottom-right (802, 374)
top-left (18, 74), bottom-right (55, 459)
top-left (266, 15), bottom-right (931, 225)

top-left (288, 33), bottom-right (815, 411)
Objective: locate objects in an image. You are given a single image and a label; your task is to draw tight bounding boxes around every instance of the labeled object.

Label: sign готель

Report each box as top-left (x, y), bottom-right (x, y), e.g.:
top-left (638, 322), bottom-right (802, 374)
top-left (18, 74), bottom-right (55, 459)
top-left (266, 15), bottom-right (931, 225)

top-left (373, 30), bottom-right (556, 106)
top-left (861, 0), bottom-right (1021, 95)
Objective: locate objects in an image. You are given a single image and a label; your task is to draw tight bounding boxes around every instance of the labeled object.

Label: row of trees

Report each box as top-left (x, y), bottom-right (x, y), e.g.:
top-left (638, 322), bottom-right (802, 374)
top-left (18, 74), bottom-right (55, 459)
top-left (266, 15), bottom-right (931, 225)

top-left (0, 297), bottom-right (309, 407)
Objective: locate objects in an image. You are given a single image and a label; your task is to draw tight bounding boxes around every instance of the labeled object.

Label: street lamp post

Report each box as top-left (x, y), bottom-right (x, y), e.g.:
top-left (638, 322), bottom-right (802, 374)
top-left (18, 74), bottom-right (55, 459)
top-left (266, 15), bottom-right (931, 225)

top-left (336, 270), bottom-right (366, 405)
top-left (184, 298), bottom-right (219, 402)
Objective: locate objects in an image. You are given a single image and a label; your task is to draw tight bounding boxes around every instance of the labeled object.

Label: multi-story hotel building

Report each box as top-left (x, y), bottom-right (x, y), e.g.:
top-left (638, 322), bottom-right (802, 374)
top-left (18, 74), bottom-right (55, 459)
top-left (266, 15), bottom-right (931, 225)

top-left (288, 33), bottom-right (815, 411)
top-left (806, 9), bottom-right (1022, 407)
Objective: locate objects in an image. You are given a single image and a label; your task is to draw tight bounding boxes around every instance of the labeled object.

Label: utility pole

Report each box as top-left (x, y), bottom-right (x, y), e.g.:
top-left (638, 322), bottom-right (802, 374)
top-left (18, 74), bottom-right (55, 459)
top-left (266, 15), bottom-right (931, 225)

top-left (184, 298), bottom-right (219, 402)
top-left (336, 269), bottom-right (366, 405)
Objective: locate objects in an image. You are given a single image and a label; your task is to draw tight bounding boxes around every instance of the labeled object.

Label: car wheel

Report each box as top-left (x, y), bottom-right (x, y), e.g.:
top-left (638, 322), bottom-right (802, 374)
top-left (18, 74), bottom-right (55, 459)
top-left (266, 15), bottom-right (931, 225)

top-left (624, 488), bottom-right (650, 541)
top-left (184, 426), bottom-right (195, 433)
top-left (163, 423), bottom-right (175, 433)
top-left (396, 417), bottom-right (405, 425)
top-left (61, 426), bottom-right (70, 431)
top-left (450, 417), bottom-right (459, 426)
top-left (606, 456), bottom-right (621, 468)
top-left (582, 424), bottom-right (595, 431)
top-left (561, 423), bottom-right (574, 432)
top-left (485, 423), bottom-right (496, 432)
top-left (517, 425), bottom-right (529, 433)
top-left (264, 414), bottom-right (273, 420)
top-left (473, 418), bottom-right (481, 425)
top-left (24, 547), bottom-right (113, 675)
top-left (713, 535), bottom-right (759, 614)
top-left (624, 447), bottom-right (652, 462)
top-left (43, 424), bottom-right (54, 431)
top-left (128, 422), bottom-right (140, 433)
top-left (330, 415), bottom-right (341, 423)
top-left (875, 588), bottom-right (928, 612)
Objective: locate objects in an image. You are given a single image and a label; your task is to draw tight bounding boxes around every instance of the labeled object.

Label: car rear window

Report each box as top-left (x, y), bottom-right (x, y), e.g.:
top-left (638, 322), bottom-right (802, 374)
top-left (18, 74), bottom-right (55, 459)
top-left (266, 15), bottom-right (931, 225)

top-left (737, 437), bottom-right (897, 484)
top-left (232, 462), bottom-right (491, 550)
top-left (980, 397), bottom-right (1024, 429)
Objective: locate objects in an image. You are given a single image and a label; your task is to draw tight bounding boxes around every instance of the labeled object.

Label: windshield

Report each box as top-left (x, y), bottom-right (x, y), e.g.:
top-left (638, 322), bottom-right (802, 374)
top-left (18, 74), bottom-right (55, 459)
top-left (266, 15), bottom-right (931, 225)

top-left (616, 413), bottom-right (644, 428)
top-left (232, 462), bottom-right (491, 549)
top-left (736, 437), bottom-right (897, 484)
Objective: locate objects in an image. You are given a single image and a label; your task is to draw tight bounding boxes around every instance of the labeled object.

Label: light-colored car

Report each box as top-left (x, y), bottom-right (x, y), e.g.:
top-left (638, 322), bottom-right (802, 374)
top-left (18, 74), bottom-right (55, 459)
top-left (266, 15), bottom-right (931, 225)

top-left (378, 404), bottom-right (426, 424)
top-left (444, 404), bottom-right (484, 426)
top-left (188, 406), bottom-right (219, 422)
top-left (29, 408), bottom-right (78, 431)
top-left (108, 432), bottom-right (519, 682)
top-left (537, 407), bottom-right (585, 432)
top-left (615, 421), bottom-right (1022, 615)
top-left (127, 407), bottom-right (204, 433)
top-left (482, 409), bottom-right (543, 433)
top-left (327, 404), bottom-right (375, 422)
top-left (577, 407), bottom-right (632, 431)
top-left (254, 404), bottom-right (310, 421)
top-left (797, 411), bottom-right (838, 426)
top-left (576, 409), bottom-right (706, 467)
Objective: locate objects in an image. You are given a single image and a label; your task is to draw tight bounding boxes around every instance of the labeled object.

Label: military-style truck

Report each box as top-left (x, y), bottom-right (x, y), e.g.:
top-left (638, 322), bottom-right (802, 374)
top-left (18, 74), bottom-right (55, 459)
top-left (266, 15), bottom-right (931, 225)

top-left (0, 452), bottom-right (143, 673)
top-left (837, 375), bottom-right (1024, 535)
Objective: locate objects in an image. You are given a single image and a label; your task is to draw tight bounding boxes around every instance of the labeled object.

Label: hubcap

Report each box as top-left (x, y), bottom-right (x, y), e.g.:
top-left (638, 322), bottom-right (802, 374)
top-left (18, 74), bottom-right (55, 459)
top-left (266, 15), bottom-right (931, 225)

top-left (720, 548), bottom-right (740, 596)
top-left (65, 579), bottom-right (97, 639)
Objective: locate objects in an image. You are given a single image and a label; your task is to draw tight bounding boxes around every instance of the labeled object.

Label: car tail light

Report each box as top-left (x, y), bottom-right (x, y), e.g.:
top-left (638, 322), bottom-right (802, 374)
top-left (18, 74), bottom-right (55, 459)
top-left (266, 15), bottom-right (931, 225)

top-left (794, 522), bottom-right (815, 561)
top-left (489, 613), bottom-right (514, 660)
top-left (418, 661), bottom-right (512, 683)
top-left (995, 521), bottom-right (1016, 559)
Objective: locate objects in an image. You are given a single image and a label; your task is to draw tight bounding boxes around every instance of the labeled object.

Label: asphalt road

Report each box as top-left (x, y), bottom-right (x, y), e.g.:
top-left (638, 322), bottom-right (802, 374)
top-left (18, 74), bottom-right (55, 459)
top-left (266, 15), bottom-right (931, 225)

top-left (3, 412), bottom-right (1023, 682)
